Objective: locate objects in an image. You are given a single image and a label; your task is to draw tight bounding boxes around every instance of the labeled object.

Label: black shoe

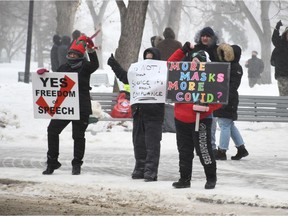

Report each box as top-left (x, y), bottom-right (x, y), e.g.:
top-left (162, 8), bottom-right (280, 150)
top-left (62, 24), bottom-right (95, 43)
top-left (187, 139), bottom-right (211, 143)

top-left (205, 178), bottom-right (217, 189)
top-left (172, 178), bottom-right (191, 188)
top-left (215, 148), bottom-right (227, 160)
top-left (144, 176), bottom-right (157, 182)
top-left (131, 170), bottom-right (144, 179)
top-left (213, 149), bottom-right (218, 157)
top-left (72, 165), bottom-right (81, 175)
top-left (42, 162), bottom-right (61, 175)
top-left (231, 145), bottom-right (249, 160)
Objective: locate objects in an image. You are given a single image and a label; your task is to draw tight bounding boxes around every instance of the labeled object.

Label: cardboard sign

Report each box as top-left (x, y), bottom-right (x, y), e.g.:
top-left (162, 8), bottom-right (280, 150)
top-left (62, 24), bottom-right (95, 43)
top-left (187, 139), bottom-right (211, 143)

top-left (127, 59), bottom-right (167, 105)
top-left (32, 72), bottom-right (79, 120)
top-left (166, 62), bottom-right (230, 104)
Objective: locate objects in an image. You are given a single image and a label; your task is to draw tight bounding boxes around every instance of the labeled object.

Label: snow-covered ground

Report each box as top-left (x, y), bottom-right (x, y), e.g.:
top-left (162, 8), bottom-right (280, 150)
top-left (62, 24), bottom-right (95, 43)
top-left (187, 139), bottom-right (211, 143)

top-left (0, 61), bottom-right (288, 215)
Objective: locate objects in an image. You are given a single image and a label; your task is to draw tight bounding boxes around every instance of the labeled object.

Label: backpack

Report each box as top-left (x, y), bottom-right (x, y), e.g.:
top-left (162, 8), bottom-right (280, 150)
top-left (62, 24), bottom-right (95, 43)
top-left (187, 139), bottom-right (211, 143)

top-left (110, 91), bottom-right (132, 118)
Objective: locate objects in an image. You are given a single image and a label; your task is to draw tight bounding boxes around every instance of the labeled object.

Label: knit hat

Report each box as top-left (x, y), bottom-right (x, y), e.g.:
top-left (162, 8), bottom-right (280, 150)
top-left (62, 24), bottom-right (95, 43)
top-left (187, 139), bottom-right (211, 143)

top-left (191, 50), bottom-right (211, 62)
top-left (68, 38), bottom-right (86, 57)
top-left (163, 27), bottom-right (175, 39)
top-left (200, 27), bottom-right (215, 37)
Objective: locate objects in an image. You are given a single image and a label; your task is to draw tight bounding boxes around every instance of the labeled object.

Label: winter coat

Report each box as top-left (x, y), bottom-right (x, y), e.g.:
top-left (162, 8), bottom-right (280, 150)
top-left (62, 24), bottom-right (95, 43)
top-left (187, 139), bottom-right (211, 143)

top-left (58, 36), bottom-right (71, 66)
top-left (245, 56), bottom-right (264, 78)
top-left (109, 47), bottom-right (165, 121)
top-left (50, 35), bottom-right (61, 72)
top-left (213, 44), bottom-right (243, 121)
top-left (167, 48), bottom-right (222, 123)
top-left (271, 28), bottom-right (288, 79)
top-left (57, 51), bottom-right (99, 116)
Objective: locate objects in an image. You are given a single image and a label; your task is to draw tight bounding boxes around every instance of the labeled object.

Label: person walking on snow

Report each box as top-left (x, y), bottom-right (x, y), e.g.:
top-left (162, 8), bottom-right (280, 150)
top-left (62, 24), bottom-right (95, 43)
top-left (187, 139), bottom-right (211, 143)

top-left (245, 51), bottom-right (264, 88)
top-left (40, 34), bottom-right (99, 175)
top-left (213, 44), bottom-right (249, 161)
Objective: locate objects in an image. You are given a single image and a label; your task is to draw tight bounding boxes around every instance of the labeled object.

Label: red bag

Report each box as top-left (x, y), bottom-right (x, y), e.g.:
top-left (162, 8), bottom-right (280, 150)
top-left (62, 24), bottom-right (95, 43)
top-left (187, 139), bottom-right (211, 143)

top-left (111, 92), bottom-right (132, 118)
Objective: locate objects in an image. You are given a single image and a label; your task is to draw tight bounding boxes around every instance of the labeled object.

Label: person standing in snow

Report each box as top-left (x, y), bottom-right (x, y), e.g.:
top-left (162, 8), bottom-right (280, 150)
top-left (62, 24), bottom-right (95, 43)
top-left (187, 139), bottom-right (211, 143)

top-left (40, 34), bottom-right (99, 175)
top-left (156, 27), bottom-right (182, 60)
top-left (168, 47), bottom-right (222, 189)
top-left (57, 35), bottom-right (71, 66)
top-left (213, 44), bottom-right (249, 161)
top-left (107, 48), bottom-right (164, 182)
top-left (245, 51), bottom-right (264, 88)
top-left (271, 20), bottom-right (288, 96)
top-left (50, 34), bottom-right (61, 72)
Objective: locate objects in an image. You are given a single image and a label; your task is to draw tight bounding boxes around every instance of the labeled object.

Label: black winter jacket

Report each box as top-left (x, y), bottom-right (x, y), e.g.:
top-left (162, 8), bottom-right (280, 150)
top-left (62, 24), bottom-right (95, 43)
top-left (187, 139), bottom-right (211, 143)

top-left (57, 51), bottom-right (99, 116)
top-left (109, 48), bottom-right (165, 121)
top-left (271, 29), bottom-right (288, 79)
top-left (213, 44), bottom-right (243, 121)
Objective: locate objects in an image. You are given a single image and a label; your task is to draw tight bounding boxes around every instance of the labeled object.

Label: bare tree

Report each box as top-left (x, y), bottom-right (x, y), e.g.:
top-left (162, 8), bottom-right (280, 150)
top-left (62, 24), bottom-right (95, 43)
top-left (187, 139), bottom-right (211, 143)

top-left (236, 0), bottom-right (272, 84)
top-left (86, 0), bottom-right (109, 69)
top-left (55, 0), bottom-right (80, 36)
top-left (112, 0), bottom-right (149, 92)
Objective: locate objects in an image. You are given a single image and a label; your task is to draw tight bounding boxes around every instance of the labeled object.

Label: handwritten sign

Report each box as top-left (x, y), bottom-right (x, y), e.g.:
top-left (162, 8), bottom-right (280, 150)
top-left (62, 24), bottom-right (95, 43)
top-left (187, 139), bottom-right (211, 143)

top-left (127, 59), bottom-right (168, 105)
top-left (32, 72), bottom-right (79, 120)
top-left (166, 62), bottom-right (230, 104)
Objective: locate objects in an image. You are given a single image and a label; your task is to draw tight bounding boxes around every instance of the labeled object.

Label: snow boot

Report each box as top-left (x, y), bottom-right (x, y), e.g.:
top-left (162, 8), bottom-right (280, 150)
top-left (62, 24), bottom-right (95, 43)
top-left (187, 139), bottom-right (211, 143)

top-left (72, 165), bottom-right (81, 175)
top-left (231, 145), bottom-right (249, 160)
top-left (205, 177), bottom-right (217, 189)
top-left (132, 170), bottom-right (144, 179)
top-left (215, 148), bottom-right (227, 160)
top-left (144, 176), bottom-right (157, 182)
top-left (172, 177), bottom-right (191, 188)
top-left (42, 161), bottom-right (61, 175)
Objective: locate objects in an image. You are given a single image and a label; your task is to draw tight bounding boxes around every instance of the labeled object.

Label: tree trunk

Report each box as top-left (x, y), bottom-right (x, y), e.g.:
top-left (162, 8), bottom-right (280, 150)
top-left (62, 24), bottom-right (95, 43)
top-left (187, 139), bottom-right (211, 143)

top-left (86, 1), bottom-right (109, 69)
top-left (236, 0), bottom-right (272, 84)
top-left (167, 0), bottom-right (182, 39)
top-left (113, 0), bottom-right (149, 92)
top-left (55, 0), bottom-right (79, 36)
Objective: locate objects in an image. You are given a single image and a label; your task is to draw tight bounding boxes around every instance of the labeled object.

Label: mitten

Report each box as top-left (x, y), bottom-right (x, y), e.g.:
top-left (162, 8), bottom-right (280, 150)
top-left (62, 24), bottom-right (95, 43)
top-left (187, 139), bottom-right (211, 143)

top-left (107, 54), bottom-right (120, 69)
top-left (276, 20), bottom-right (283, 30)
top-left (181, 41), bottom-right (193, 54)
top-left (193, 104), bottom-right (209, 112)
top-left (37, 68), bottom-right (49, 75)
top-left (86, 37), bottom-right (94, 49)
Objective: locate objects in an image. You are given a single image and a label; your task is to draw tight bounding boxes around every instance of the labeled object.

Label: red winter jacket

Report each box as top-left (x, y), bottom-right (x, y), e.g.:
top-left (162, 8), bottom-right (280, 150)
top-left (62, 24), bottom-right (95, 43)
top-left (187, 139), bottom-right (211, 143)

top-left (167, 48), bottom-right (222, 123)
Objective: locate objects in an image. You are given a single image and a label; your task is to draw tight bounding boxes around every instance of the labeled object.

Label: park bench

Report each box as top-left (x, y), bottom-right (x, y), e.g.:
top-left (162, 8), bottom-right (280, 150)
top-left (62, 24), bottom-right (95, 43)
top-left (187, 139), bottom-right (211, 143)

top-left (18, 72), bottom-right (32, 82)
top-left (237, 95), bottom-right (288, 122)
top-left (90, 93), bottom-right (288, 123)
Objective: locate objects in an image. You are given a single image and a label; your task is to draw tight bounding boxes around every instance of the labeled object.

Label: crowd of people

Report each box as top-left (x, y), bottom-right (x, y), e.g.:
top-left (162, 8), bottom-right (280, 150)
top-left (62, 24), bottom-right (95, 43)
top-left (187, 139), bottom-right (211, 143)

top-left (42, 20), bottom-right (286, 190)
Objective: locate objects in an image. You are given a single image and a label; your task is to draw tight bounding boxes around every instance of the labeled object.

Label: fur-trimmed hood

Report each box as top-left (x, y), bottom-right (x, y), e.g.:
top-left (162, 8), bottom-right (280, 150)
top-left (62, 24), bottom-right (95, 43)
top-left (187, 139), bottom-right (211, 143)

top-left (217, 43), bottom-right (234, 62)
top-left (194, 28), bottom-right (219, 47)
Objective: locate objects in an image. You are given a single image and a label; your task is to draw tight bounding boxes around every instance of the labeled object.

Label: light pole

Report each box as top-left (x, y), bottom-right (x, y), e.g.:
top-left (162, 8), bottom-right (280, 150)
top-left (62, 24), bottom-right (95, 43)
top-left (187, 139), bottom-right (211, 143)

top-left (24, 0), bottom-right (34, 84)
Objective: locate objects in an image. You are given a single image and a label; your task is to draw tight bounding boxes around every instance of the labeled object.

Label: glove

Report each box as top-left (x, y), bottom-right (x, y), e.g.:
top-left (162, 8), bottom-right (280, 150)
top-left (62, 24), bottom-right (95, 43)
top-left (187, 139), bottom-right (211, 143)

top-left (193, 104), bottom-right (209, 112)
top-left (37, 68), bottom-right (49, 75)
top-left (86, 37), bottom-right (94, 49)
top-left (181, 42), bottom-right (193, 54)
top-left (276, 20), bottom-right (283, 30)
top-left (107, 54), bottom-right (120, 68)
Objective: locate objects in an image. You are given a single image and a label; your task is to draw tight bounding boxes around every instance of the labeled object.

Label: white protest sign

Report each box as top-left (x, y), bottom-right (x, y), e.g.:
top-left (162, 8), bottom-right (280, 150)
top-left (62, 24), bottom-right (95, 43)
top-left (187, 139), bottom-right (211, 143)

top-left (127, 59), bottom-right (168, 105)
top-left (32, 72), bottom-right (79, 120)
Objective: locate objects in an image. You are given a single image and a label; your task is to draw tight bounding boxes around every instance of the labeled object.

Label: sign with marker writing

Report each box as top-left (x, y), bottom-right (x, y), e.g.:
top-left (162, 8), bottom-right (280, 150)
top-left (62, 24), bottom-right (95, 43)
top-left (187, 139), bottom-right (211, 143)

top-left (128, 59), bottom-right (167, 105)
top-left (166, 62), bottom-right (230, 104)
top-left (32, 72), bottom-right (79, 120)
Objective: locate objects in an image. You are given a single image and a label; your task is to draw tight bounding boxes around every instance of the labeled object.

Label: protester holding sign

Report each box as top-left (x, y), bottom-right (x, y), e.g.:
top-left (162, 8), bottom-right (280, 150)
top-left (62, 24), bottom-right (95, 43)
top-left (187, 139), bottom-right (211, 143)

top-left (168, 48), bottom-right (222, 190)
top-left (107, 48), bottom-right (164, 182)
top-left (213, 44), bottom-right (249, 161)
top-left (41, 34), bottom-right (99, 175)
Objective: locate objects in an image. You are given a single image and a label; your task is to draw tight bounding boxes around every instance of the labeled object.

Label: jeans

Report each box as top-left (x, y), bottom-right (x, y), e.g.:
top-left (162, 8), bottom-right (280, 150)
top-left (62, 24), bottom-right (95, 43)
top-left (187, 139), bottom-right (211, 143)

top-left (217, 118), bottom-right (244, 150)
top-left (211, 117), bottom-right (217, 150)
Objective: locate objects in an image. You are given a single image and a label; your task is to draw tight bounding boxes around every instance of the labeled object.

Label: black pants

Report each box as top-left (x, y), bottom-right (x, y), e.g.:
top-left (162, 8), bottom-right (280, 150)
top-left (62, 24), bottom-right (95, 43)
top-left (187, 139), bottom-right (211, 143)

top-left (46, 115), bottom-right (89, 166)
top-left (132, 114), bottom-right (162, 178)
top-left (175, 118), bottom-right (216, 180)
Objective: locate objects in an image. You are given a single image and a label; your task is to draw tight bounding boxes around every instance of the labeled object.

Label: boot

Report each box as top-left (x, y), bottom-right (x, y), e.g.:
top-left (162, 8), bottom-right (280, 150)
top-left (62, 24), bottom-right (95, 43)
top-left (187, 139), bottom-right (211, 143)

top-left (231, 145), bottom-right (249, 160)
top-left (172, 177), bottom-right (191, 188)
top-left (205, 177), bottom-right (217, 189)
top-left (72, 165), bottom-right (81, 175)
top-left (144, 176), bottom-right (157, 182)
top-left (132, 170), bottom-right (144, 179)
top-left (42, 161), bottom-right (61, 175)
top-left (215, 148), bottom-right (227, 160)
